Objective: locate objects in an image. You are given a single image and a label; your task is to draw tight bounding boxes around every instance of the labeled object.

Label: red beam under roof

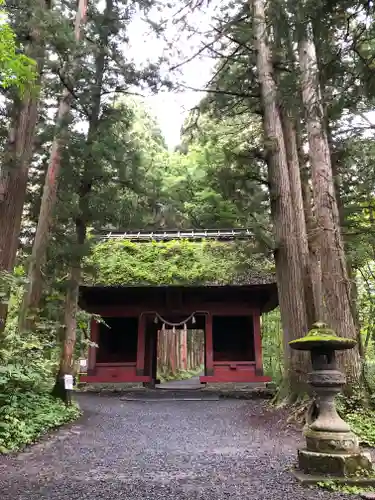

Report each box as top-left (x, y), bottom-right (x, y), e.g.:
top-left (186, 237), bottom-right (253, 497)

top-left (79, 283), bottom-right (279, 314)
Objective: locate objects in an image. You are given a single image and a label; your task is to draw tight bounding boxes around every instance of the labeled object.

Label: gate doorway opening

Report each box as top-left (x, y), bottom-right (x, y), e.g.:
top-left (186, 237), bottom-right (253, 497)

top-left (144, 314), bottom-right (205, 388)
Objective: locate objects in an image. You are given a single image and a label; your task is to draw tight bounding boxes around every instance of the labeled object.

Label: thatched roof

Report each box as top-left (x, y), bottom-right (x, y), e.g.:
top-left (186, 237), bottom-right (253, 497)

top-left (84, 239), bottom-right (276, 288)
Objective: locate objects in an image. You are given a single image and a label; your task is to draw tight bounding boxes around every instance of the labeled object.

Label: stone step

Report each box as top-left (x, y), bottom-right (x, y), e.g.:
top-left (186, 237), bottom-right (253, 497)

top-left (121, 389), bottom-right (219, 401)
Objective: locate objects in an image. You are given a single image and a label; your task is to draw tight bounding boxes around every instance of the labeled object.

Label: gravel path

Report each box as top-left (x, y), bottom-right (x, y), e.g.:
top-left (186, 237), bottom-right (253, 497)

top-left (0, 394), bottom-right (351, 500)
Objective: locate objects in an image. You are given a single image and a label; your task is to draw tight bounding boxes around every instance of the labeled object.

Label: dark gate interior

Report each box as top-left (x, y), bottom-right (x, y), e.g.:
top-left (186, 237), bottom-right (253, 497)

top-left (212, 315), bottom-right (255, 362)
top-left (96, 316), bottom-right (138, 363)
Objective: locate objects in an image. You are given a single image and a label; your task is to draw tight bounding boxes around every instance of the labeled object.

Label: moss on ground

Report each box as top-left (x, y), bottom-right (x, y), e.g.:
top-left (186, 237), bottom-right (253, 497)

top-left (317, 481), bottom-right (375, 495)
top-left (157, 366), bottom-right (204, 383)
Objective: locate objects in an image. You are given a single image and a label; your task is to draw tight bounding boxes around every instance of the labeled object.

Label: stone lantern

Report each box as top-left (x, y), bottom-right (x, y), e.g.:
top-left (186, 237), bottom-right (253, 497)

top-left (289, 323), bottom-right (373, 483)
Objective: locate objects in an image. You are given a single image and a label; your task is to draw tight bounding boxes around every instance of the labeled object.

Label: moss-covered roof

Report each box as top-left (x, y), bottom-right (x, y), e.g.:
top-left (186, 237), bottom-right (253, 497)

top-left (289, 323), bottom-right (357, 351)
top-left (84, 239), bottom-right (276, 287)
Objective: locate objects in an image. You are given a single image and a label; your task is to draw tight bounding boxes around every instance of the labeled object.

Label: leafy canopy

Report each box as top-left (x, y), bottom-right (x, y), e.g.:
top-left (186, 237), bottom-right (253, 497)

top-left (0, 1), bottom-right (36, 91)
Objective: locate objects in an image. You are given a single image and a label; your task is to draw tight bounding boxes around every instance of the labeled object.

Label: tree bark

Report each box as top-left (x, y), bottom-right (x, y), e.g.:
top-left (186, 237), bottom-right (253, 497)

top-left (273, 7), bottom-right (322, 327)
top-left (297, 139), bottom-right (325, 323)
top-left (252, 0), bottom-right (309, 402)
top-left (298, 31), bottom-right (360, 384)
top-left (51, 265), bottom-right (80, 401)
top-left (280, 111), bottom-right (316, 327)
top-left (19, 0), bottom-right (88, 333)
top-left (52, 0), bottom-right (115, 400)
top-left (0, 1), bottom-right (49, 330)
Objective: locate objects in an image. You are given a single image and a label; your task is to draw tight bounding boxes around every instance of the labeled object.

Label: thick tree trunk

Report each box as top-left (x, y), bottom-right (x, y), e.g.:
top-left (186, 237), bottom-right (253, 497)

top-left (182, 328), bottom-right (187, 370)
top-left (51, 265), bottom-right (80, 402)
top-left (298, 34), bottom-right (360, 384)
top-left (280, 111), bottom-right (316, 327)
top-left (52, 0), bottom-right (113, 400)
top-left (0, 101), bottom-right (38, 329)
top-left (52, 211), bottom-right (86, 402)
top-left (163, 329), bottom-right (168, 371)
top-left (274, 12), bottom-right (324, 326)
top-left (19, 0), bottom-right (88, 333)
top-left (252, 0), bottom-right (309, 402)
top-left (188, 331), bottom-right (192, 370)
top-left (298, 158), bottom-right (325, 323)
top-left (0, 3), bottom-right (48, 330)
top-left (165, 329), bottom-right (171, 374)
top-left (170, 333), bottom-right (175, 375)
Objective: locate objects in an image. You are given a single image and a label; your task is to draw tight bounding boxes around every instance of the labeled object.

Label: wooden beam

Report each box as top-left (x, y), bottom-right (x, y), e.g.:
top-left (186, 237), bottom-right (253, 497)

top-left (94, 228), bottom-right (254, 242)
top-left (253, 310), bottom-right (264, 376)
top-left (87, 317), bottom-right (98, 375)
top-left (205, 313), bottom-right (214, 376)
top-left (136, 314), bottom-right (146, 376)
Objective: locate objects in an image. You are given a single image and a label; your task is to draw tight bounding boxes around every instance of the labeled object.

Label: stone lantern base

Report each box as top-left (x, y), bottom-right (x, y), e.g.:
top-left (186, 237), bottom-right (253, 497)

top-left (298, 448), bottom-right (373, 477)
top-left (289, 325), bottom-right (375, 486)
top-left (293, 427), bottom-right (375, 484)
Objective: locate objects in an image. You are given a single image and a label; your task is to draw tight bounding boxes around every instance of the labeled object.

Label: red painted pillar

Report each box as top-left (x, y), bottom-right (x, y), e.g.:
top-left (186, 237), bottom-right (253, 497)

top-left (88, 317), bottom-right (98, 374)
top-left (205, 313), bottom-right (214, 376)
top-left (136, 313), bottom-right (146, 376)
top-left (253, 311), bottom-right (264, 376)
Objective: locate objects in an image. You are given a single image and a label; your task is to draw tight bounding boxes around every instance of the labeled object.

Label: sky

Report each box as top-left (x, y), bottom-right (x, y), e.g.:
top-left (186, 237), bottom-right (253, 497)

top-left (125, 4), bottom-right (219, 149)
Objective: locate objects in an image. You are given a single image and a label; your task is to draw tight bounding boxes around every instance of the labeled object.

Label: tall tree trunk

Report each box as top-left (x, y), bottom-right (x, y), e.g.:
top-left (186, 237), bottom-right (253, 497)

top-left (163, 328), bottom-right (168, 371)
top-left (311, 13), bottom-right (358, 334)
top-left (51, 265), bottom-right (80, 400)
top-left (296, 124), bottom-right (325, 323)
top-left (52, 219), bottom-right (84, 401)
top-left (273, 9), bottom-right (324, 325)
top-left (188, 331), bottom-right (192, 370)
top-left (52, 0), bottom-right (113, 400)
top-left (165, 329), bottom-right (171, 374)
top-left (19, 0), bottom-right (88, 333)
top-left (298, 30), bottom-right (360, 385)
top-left (252, 0), bottom-right (309, 402)
top-left (177, 332), bottom-right (181, 371)
top-left (170, 332), bottom-right (175, 375)
top-left (0, 1), bottom-right (49, 330)
top-left (280, 111), bottom-right (316, 327)
top-left (182, 328), bottom-right (187, 370)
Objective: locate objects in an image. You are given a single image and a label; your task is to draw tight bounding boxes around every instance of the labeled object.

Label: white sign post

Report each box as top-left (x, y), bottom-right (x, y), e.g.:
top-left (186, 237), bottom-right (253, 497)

top-left (79, 358), bottom-right (87, 373)
top-left (64, 374), bottom-right (74, 390)
top-left (63, 374), bottom-right (74, 405)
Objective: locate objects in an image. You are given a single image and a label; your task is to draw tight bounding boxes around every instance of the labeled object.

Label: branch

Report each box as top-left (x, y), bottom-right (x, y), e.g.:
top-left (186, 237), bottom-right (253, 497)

top-left (100, 87), bottom-right (144, 98)
top-left (56, 68), bottom-right (83, 104)
top-left (177, 83), bottom-right (259, 100)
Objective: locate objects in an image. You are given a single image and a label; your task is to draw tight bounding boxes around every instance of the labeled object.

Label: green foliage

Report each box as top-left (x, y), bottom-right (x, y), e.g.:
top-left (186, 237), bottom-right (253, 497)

top-left (177, 112), bottom-right (271, 239)
top-left (345, 410), bottom-right (375, 448)
top-left (85, 239), bottom-right (274, 286)
top-left (261, 309), bottom-right (283, 382)
top-left (157, 366), bottom-right (204, 383)
top-left (317, 480), bottom-right (375, 495)
top-left (336, 391), bottom-right (375, 448)
top-left (0, 2), bottom-right (36, 91)
top-left (0, 270), bottom-right (80, 454)
top-left (1, 270), bottom-right (60, 390)
top-left (0, 392), bottom-right (80, 453)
